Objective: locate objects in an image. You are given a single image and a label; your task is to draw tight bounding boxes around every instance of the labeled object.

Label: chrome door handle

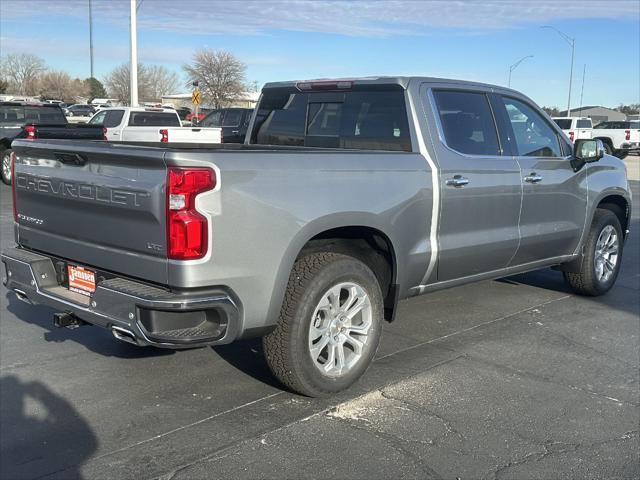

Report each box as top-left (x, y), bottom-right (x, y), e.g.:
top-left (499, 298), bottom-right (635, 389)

top-left (445, 176), bottom-right (469, 187)
top-left (231, 130), bottom-right (240, 134)
top-left (524, 173), bottom-right (543, 183)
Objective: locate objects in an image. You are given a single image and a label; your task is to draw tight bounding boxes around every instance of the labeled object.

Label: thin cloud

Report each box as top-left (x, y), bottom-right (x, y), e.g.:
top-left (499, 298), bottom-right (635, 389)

top-left (1, 0), bottom-right (638, 37)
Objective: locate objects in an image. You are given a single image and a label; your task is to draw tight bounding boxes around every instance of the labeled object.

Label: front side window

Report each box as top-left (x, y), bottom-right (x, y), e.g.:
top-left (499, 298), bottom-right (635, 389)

top-left (433, 90), bottom-right (500, 156)
top-left (89, 111), bottom-right (107, 125)
top-left (501, 97), bottom-right (562, 157)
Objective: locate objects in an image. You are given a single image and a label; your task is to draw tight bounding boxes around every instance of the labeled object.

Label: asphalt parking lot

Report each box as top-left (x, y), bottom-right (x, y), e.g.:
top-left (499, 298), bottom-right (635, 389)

top-left (1, 168), bottom-right (639, 479)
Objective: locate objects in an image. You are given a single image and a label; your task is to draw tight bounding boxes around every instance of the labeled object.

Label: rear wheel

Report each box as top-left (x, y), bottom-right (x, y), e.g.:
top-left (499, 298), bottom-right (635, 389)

top-left (563, 209), bottom-right (623, 296)
top-left (263, 252), bottom-right (383, 397)
top-left (1, 149), bottom-right (13, 185)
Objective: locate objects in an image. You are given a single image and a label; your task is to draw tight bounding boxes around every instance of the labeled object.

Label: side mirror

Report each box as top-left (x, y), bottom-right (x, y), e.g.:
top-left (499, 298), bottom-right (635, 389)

top-left (574, 138), bottom-right (604, 163)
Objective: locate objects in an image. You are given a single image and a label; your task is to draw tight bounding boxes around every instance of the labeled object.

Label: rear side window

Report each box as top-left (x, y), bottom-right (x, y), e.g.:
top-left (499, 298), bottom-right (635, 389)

top-left (501, 97), bottom-right (562, 157)
top-left (104, 110), bottom-right (124, 128)
top-left (432, 90), bottom-right (500, 156)
top-left (553, 119), bottom-right (572, 129)
top-left (251, 89), bottom-right (411, 151)
top-left (576, 119), bottom-right (592, 128)
top-left (222, 109), bottom-right (243, 127)
top-left (128, 112), bottom-right (180, 127)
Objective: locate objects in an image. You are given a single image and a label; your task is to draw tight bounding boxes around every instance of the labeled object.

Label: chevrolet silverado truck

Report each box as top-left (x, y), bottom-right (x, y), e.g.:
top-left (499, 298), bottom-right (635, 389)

top-left (88, 107), bottom-right (222, 144)
top-left (2, 77), bottom-right (632, 397)
top-left (0, 102), bottom-right (104, 185)
top-left (591, 120), bottom-right (640, 159)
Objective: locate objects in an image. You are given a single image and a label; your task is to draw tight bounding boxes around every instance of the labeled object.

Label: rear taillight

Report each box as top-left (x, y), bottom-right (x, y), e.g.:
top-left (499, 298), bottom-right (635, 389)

top-left (166, 167), bottom-right (215, 260)
top-left (102, 127), bottom-right (108, 140)
top-left (296, 80), bottom-right (353, 91)
top-left (569, 131), bottom-right (574, 142)
top-left (625, 130), bottom-right (630, 141)
top-left (160, 129), bottom-right (169, 143)
top-left (23, 125), bottom-right (35, 140)
top-left (11, 151), bottom-right (17, 221)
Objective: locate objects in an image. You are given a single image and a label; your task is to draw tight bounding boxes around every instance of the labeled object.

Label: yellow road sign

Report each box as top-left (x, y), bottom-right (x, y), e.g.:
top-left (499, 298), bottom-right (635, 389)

top-left (191, 90), bottom-right (201, 105)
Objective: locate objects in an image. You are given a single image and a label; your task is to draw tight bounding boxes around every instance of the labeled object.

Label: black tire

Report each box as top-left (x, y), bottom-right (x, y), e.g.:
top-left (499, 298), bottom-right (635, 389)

top-left (563, 209), bottom-right (623, 296)
top-left (263, 252), bottom-right (384, 397)
top-left (1, 149), bottom-right (13, 185)
top-left (603, 142), bottom-right (614, 155)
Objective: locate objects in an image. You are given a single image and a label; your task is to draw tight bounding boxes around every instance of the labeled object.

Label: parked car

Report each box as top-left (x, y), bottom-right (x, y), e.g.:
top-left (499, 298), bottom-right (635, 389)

top-left (0, 102), bottom-right (104, 184)
top-left (591, 120), bottom-right (640, 158)
top-left (200, 108), bottom-right (253, 143)
top-left (3, 77), bottom-right (631, 397)
top-left (64, 104), bottom-right (96, 117)
top-left (552, 117), bottom-right (592, 142)
top-left (186, 108), bottom-right (212, 124)
top-left (88, 107), bottom-right (222, 144)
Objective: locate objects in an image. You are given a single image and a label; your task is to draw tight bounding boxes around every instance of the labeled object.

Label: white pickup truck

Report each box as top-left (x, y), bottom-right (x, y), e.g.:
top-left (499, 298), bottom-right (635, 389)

top-left (591, 120), bottom-right (640, 158)
top-left (552, 117), bottom-right (593, 143)
top-left (88, 107), bottom-right (222, 144)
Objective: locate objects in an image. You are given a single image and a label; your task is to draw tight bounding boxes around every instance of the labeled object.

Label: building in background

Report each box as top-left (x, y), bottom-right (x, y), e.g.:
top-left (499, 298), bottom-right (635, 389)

top-left (558, 106), bottom-right (626, 125)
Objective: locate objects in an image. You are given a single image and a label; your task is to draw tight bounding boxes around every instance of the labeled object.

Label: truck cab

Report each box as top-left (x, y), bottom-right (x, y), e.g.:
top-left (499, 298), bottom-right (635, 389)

top-left (552, 116), bottom-right (593, 142)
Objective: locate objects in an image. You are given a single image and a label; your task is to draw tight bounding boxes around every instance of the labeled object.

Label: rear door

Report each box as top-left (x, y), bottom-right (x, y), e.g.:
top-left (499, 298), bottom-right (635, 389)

top-left (496, 96), bottom-right (587, 264)
top-left (12, 140), bottom-right (169, 284)
top-left (426, 87), bottom-right (522, 281)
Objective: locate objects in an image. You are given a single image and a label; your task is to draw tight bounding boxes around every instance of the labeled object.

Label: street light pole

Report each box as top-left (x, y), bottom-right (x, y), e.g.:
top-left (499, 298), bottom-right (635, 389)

top-left (508, 55), bottom-right (534, 88)
top-left (89, 0), bottom-right (94, 79)
top-left (541, 26), bottom-right (575, 116)
top-left (129, 0), bottom-right (138, 107)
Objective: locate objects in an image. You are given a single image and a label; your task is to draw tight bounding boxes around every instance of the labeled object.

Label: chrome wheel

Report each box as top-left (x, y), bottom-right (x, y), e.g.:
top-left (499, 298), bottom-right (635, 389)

top-left (308, 282), bottom-right (373, 378)
top-left (595, 225), bottom-right (619, 283)
top-left (2, 152), bottom-right (11, 183)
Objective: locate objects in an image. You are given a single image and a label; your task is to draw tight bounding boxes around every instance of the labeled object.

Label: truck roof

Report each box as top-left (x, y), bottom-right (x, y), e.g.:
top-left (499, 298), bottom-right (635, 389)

top-left (262, 76), bottom-right (521, 93)
top-left (98, 106), bottom-right (177, 113)
top-left (0, 101), bottom-right (63, 107)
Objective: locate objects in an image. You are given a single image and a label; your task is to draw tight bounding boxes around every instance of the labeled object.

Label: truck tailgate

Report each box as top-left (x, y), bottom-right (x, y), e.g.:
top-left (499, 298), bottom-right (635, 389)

top-left (11, 139), bottom-right (169, 284)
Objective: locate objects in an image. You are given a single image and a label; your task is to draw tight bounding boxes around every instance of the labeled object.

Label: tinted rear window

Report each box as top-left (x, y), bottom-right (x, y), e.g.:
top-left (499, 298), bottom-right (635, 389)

top-left (128, 112), bottom-right (180, 127)
top-left (251, 88), bottom-right (411, 151)
top-left (0, 105), bottom-right (66, 124)
top-left (553, 119), bottom-right (572, 129)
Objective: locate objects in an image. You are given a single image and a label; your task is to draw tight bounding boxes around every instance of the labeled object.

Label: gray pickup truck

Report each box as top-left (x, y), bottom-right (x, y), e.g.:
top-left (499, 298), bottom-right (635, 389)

top-left (2, 77), bottom-right (632, 397)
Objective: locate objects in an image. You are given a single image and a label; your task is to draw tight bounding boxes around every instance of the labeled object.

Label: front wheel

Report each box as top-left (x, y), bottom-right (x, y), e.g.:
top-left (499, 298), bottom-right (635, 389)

top-left (263, 252), bottom-right (384, 397)
top-left (1, 149), bottom-right (13, 185)
top-left (563, 209), bottom-right (623, 296)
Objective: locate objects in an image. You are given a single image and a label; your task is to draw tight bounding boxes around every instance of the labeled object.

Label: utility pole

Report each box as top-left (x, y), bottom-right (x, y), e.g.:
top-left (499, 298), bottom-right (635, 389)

top-left (508, 55), bottom-right (533, 88)
top-left (541, 26), bottom-right (575, 116)
top-left (579, 64), bottom-right (586, 112)
top-left (129, 0), bottom-right (138, 106)
top-left (89, 0), bottom-right (94, 79)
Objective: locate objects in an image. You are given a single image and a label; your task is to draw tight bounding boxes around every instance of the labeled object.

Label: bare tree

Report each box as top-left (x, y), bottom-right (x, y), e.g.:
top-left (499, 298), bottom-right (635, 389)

top-left (182, 49), bottom-right (247, 108)
top-left (0, 53), bottom-right (47, 95)
top-left (104, 63), bottom-right (152, 104)
top-left (39, 71), bottom-right (88, 102)
top-left (147, 65), bottom-right (179, 101)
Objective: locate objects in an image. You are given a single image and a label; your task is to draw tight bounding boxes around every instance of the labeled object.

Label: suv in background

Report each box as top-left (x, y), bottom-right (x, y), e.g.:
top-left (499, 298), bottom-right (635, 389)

top-left (552, 117), bottom-right (592, 142)
top-left (64, 104), bottom-right (96, 117)
top-left (200, 108), bottom-right (253, 143)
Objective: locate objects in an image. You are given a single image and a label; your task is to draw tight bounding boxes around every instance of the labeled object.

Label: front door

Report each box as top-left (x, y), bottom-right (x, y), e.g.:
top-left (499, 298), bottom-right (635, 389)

top-left (427, 88), bottom-right (522, 282)
top-left (496, 96), bottom-right (587, 265)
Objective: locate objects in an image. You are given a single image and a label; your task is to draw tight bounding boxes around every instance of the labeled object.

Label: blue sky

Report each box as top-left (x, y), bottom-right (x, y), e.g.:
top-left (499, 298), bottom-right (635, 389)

top-left (1, 0), bottom-right (638, 108)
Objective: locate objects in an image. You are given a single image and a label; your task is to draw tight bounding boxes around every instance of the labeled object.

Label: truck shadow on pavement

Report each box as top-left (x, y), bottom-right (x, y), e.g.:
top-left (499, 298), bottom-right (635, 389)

top-left (0, 375), bottom-right (97, 480)
top-left (212, 338), bottom-right (283, 389)
top-left (4, 293), bottom-right (174, 359)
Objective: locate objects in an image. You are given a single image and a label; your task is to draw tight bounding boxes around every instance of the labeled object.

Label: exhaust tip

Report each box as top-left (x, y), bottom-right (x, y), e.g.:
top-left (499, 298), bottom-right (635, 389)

top-left (111, 326), bottom-right (139, 345)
